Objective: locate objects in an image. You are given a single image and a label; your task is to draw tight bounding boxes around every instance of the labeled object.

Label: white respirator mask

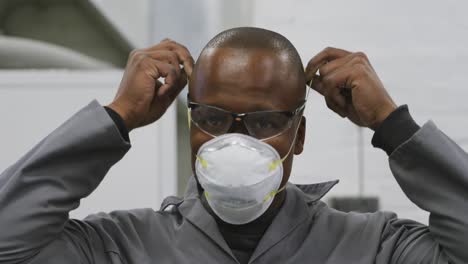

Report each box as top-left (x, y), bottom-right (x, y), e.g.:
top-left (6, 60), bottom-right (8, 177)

top-left (195, 129), bottom-right (298, 225)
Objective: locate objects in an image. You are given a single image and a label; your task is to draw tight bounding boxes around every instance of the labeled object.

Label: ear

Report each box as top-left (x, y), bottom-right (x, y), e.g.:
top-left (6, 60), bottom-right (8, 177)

top-left (294, 116), bottom-right (306, 155)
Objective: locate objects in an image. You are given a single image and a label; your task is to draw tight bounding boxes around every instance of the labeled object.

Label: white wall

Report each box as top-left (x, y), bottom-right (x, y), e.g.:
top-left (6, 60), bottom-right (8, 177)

top-left (90, 0), bottom-right (151, 47)
top-left (0, 70), bottom-right (177, 219)
top-left (253, 0), bottom-right (468, 224)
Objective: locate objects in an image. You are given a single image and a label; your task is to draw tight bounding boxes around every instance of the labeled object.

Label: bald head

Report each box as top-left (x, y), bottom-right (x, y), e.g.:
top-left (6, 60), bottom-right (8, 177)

top-left (196, 27), bottom-right (304, 81)
top-left (190, 27), bottom-right (306, 104)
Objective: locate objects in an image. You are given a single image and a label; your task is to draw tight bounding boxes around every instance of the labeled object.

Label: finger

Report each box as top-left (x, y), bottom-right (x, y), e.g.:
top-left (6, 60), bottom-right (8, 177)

top-left (344, 52), bottom-right (373, 74)
top-left (149, 79), bottom-right (172, 118)
top-left (177, 70), bottom-right (188, 91)
top-left (144, 50), bottom-right (191, 92)
top-left (150, 60), bottom-right (179, 97)
top-left (323, 65), bottom-right (356, 107)
top-left (144, 50), bottom-right (181, 76)
top-left (328, 86), bottom-right (348, 117)
top-left (322, 72), bottom-right (349, 117)
top-left (324, 96), bottom-right (347, 118)
top-left (311, 74), bottom-right (348, 113)
top-left (308, 74), bottom-right (325, 95)
top-left (165, 69), bottom-right (187, 102)
top-left (152, 39), bottom-right (195, 77)
top-left (318, 53), bottom-right (355, 77)
top-left (305, 47), bottom-right (351, 81)
top-left (153, 79), bottom-right (169, 104)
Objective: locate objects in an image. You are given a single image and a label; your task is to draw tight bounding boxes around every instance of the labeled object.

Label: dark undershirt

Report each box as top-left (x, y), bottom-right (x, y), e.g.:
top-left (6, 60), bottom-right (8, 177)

top-left (198, 186), bottom-right (285, 264)
top-left (104, 104), bottom-right (420, 264)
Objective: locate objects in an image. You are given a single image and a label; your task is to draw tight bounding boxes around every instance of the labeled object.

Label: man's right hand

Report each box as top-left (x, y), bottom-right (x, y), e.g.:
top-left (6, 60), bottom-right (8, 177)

top-left (107, 39), bottom-right (194, 131)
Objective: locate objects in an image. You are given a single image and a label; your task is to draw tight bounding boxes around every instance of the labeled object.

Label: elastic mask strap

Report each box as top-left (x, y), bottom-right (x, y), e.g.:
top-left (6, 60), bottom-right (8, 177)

top-left (307, 67), bottom-right (320, 88)
top-left (263, 184), bottom-right (287, 203)
top-left (268, 85), bottom-right (309, 172)
top-left (196, 155), bottom-right (208, 169)
top-left (268, 144), bottom-right (293, 172)
top-left (187, 108), bottom-right (192, 129)
top-left (267, 117), bottom-right (302, 172)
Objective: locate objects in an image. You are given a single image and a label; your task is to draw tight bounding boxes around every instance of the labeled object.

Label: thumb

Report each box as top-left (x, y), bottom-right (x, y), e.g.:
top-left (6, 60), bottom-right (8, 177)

top-left (307, 74), bottom-right (325, 95)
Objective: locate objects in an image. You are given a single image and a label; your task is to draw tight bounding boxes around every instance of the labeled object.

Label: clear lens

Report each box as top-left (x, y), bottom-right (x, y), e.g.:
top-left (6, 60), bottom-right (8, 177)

top-left (244, 112), bottom-right (293, 139)
top-left (190, 105), bottom-right (233, 136)
top-left (190, 104), bottom-right (298, 139)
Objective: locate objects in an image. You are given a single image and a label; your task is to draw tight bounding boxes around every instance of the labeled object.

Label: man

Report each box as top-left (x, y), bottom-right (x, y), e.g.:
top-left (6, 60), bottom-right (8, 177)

top-left (0, 27), bottom-right (467, 263)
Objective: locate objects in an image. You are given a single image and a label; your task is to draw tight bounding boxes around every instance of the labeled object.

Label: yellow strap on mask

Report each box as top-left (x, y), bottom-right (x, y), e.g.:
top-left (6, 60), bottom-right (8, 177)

top-left (263, 184), bottom-right (287, 203)
top-left (196, 155), bottom-right (208, 169)
top-left (268, 155), bottom-right (288, 172)
top-left (268, 136), bottom-right (295, 172)
top-left (187, 108), bottom-right (192, 129)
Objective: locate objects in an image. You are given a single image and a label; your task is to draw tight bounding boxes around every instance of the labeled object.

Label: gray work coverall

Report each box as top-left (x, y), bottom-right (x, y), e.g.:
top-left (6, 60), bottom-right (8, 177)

top-left (0, 101), bottom-right (467, 264)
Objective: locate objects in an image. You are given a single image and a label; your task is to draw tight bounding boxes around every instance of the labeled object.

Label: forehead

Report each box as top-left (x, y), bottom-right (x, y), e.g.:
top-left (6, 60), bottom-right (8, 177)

top-left (190, 47), bottom-right (304, 112)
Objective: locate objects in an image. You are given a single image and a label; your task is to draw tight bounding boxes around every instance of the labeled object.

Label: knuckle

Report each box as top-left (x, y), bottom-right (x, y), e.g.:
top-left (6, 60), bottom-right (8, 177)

top-left (164, 51), bottom-right (177, 64)
top-left (167, 64), bottom-right (178, 75)
top-left (135, 52), bottom-right (148, 62)
top-left (168, 39), bottom-right (180, 47)
top-left (129, 49), bottom-right (142, 60)
top-left (129, 49), bottom-right (139, 56)
top-left (178, 43), bottom-right (188, 51)
top-left (138, 58), bottom-right (152, 69)
top-left (188, 55), bottom-right (195, 63)
top-left (319, 64), bottom-right (328, 75)
top-left (350, 57), bottom-right (362, 66)
top-left (354, 63), bottom-right (367, 73)
top-left (323, 46), bottom-right (333, 53)
top-left (169, 51), bottom-right (179, 64)
top-left (354, 52), bottom-right (368, 62)
top-left (322, 75), bottom-right (333, 86)
top-left (169, 51), bottom-right (178, 59)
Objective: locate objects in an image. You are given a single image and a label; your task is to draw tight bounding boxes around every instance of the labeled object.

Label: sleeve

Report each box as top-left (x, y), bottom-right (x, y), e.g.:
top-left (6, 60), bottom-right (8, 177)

top-left (375, 119), bottom-right (468, 264)
top-left (0, 100), bottom-right (131, 264)
top-left (104, 106), bottom-right (130, 142)
top-left (371, 104), bottom-right (420, 155)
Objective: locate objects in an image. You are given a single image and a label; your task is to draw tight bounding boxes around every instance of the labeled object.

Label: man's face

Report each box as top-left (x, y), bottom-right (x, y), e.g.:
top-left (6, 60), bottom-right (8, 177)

top-left (189, 47), bottom-right (306, 188)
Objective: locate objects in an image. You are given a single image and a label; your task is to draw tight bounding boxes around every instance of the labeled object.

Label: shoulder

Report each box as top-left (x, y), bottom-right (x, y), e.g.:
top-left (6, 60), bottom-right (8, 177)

top-left (312, 201), bottom-right (398, 235)
top-left (69, 207), bottom-right (180, 241)
top-left (81, 207), bottom-right (180, 230)
top-left (64, 207), bottom-right (182, 252)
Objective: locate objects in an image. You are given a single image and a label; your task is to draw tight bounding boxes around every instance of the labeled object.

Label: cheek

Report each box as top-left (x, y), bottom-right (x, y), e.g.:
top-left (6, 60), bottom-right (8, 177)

top-left (265, 129), bottom-right (298, 184)
top-left (281, 154), bottom-right (294, 185)
top-left (265, 130), bottom-right (296, 158)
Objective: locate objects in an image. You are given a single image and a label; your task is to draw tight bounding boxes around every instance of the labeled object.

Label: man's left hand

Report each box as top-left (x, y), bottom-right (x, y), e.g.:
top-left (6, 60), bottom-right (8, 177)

top-left (306, 47), bottom-right (397, 130)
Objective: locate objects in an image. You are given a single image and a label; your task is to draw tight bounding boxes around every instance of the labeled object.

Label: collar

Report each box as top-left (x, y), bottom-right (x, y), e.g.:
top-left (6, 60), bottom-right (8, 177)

top-left (181, 176), bottom-right (339, 202)
top-left (177, 177), bottom-right (339, 261)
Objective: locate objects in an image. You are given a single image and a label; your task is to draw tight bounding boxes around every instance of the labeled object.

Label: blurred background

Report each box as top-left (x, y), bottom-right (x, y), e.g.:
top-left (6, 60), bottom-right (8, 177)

top-left (1, 0), bottom-right (467, 223)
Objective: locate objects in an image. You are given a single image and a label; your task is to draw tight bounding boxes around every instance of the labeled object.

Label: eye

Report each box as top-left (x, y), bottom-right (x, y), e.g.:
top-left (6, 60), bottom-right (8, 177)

top-left (204, 115), bottom-right (226, 127)
top-left (245, 112), bottom-right (292, 139)
top-left (253, 118), bottom-right (280, 129)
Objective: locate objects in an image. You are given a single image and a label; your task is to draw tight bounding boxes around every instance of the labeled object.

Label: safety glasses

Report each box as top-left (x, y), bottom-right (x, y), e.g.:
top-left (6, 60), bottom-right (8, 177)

top-left (187, 96), bottom-right (306, 140)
